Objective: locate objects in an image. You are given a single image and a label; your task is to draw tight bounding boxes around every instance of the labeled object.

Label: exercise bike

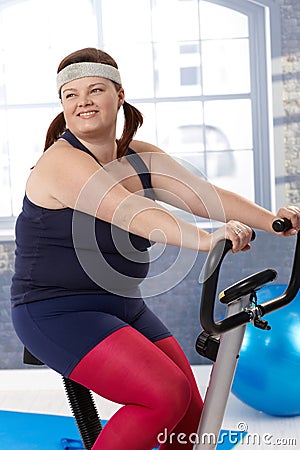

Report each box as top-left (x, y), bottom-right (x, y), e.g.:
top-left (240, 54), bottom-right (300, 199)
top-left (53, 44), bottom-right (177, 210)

top-left (193, 218), bottom-right (300, 449)
top-left (24, 218), bottom-right (300, 450)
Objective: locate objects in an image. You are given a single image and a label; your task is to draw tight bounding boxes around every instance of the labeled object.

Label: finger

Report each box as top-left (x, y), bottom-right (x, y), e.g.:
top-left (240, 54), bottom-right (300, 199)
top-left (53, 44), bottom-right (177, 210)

top-left (241, 243), bottom-right (251, 252)
top-left (288, 206), bottom-right (300, 231)
top-left (277, 206), bottom-right (300, 233)
top-left (229, 226), bottom-right (251, 253)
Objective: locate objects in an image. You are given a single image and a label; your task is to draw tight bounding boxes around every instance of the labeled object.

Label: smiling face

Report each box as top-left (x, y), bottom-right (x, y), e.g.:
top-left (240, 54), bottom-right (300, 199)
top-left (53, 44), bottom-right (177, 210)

top-left (61, 76), bottom-right (124, 140)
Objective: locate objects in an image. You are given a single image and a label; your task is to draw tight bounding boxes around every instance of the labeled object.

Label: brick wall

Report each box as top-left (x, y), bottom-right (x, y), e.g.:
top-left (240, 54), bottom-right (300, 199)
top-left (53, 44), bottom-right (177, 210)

top-left (280, 0), bottom-right (300, 204)
top-left (0, 242), bottom-right (24, 369)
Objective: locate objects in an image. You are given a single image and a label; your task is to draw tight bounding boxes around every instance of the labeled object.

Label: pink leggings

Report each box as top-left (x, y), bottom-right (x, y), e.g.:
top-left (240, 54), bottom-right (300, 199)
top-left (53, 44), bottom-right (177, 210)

top-left (69, 327), bottom-right (203, 449)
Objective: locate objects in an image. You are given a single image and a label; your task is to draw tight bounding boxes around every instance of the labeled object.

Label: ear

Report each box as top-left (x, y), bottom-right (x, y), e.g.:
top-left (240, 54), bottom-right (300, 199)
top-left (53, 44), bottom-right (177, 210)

top-left (63, 110), bottom-right (69, 129)
top-left (118, 88), bottom-right (125, 108)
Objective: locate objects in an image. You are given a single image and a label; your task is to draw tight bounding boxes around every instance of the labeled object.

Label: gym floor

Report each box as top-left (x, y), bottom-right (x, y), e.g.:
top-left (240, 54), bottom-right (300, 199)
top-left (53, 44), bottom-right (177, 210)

top-left (0, 366), bottom-right (299, 450)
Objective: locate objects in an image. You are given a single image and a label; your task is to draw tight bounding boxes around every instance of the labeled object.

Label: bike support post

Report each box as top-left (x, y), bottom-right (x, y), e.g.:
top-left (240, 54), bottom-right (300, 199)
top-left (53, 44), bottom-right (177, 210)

top-left (193, 295), bottom-right (250, 450)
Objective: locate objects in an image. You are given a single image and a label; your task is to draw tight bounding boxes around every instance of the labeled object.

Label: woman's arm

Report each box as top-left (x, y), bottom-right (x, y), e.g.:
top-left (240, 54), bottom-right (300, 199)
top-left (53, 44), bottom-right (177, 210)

top-left (131, 140), bottom-right (300, 236)
top-left (30, 141), bottom-right (252, 253)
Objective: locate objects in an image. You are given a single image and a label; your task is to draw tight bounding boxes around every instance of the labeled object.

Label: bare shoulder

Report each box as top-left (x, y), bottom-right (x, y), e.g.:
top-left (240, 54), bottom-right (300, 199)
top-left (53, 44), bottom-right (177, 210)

top-left (37, 139), bottom-right (98, 169)
top-left (130, 140), bottom-right (165, 154)
top-left (26, 139), bottom-right (101, 209)
top-left (32, 139), bottom-right (101, 189)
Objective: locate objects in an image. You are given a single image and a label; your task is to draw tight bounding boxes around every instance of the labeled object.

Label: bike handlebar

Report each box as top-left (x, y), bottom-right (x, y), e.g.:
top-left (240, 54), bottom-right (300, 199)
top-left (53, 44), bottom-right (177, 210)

top-left (260, 219), bottom-right (300, 314)
top-left (272, 218), bottom-right (292, 233)
top-left (200, 220), bottom-right (300, 335)
top-left (200, 239), bottom-right (251, 335)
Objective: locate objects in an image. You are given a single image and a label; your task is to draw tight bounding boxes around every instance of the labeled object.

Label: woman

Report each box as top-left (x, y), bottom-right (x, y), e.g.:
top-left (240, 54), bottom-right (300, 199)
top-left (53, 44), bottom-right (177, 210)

top-left (11, 48), bottom-right (300, 449)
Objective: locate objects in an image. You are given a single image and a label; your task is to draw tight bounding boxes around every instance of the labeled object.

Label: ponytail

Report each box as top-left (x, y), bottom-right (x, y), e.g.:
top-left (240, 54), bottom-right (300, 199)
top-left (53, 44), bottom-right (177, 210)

top-left (117, 101), bottom-right (143, 158)
top-left (44, 112), bottom-right (66, 151)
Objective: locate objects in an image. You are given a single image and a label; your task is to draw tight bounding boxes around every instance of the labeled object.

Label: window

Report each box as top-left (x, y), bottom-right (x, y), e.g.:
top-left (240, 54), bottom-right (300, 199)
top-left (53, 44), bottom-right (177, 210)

top-left (0, 0), bottom-right (278, 236)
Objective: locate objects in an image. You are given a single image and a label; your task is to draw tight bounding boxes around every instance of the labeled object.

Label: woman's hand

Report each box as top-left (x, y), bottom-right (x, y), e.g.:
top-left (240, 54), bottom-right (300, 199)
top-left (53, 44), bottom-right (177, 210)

top-left (207, 220), bottom-right (253, 253)
top-left (274, 206), bottom-right (300, 235)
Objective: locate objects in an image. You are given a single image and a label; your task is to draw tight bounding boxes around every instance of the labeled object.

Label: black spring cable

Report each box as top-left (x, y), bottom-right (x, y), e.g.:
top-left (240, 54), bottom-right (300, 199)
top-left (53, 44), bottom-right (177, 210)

top-left (248, 290), bottom-right (271, 330)
top-left (249, 290), bottom-right (258, 308)
top-left (63, 377), bottom-right (102, 450)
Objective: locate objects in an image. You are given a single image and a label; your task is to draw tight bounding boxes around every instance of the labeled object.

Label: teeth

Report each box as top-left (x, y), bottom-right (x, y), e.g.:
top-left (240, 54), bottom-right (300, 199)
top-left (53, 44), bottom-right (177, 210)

top-left (80, 111), bottom-right (96, 117)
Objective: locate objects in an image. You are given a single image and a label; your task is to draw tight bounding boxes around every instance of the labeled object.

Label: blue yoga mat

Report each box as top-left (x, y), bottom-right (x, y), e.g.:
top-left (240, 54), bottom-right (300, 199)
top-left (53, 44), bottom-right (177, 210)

top-left (0, 410), bottom-right (246, 449)
top-left (0, 410), bottom-right (80, 449)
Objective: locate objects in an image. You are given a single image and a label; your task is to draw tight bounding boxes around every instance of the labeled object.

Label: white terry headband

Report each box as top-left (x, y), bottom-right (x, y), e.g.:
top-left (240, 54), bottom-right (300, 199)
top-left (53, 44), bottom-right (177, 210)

top-left (56, 62), bottom-right (122, 93)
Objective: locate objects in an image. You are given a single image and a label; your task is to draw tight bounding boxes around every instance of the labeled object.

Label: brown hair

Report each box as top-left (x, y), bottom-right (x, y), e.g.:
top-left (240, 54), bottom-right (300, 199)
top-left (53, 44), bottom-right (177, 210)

top-left (44, 48), bottom-right (143, 158)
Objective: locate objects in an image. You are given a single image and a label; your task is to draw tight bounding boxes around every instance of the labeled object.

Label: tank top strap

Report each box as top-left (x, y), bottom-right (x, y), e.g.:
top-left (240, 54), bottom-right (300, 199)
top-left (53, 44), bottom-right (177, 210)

top-left (125, 148), bottom-right (154, 199)
top-left (60, 130), bottom-right (155, 199)
top-left (60, 129), bottom-right (100, 164)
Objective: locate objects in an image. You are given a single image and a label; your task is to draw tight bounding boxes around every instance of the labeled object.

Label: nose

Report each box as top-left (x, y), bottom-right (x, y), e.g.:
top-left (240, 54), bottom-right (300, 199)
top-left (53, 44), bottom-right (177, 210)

top-left (77, 93), bottom-right (93, 107)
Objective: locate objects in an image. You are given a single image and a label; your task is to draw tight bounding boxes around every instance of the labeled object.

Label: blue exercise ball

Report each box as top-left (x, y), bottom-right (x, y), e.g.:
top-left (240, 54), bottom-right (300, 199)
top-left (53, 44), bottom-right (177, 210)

top-left (232, 284), bottom-right (300, 417)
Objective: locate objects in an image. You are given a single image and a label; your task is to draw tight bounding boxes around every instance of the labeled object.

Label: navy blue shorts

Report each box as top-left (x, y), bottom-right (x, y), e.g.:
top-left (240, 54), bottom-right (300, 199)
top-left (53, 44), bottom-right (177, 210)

top-left (11, 294), bottom-right (172, 377)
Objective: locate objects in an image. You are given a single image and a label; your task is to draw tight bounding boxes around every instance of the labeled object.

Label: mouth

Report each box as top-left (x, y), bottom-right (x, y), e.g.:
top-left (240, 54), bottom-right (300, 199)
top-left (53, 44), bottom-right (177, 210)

top-left (78, 110), bottom-right (98, 118)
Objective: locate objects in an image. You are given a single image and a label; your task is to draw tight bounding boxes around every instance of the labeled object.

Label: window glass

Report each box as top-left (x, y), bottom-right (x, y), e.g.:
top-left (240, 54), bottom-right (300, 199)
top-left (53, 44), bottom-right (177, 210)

top-left (155, 101), bottom-right (204, 150)
top-left (201, 39), bottom-right (250, 94)
top-left (199, 1), bottom-right (249, 39)
top-left (156, 101), bottom-right (207, 179)
top-left (0, 115), bottom-right (11, 217)
top-left (204, 99), bottom-right (252, 150)
top-left (4, 107), bottom-right (62, 216)
top-left (207, 150), bottom-right (254, 199)
top-left (101, 0), bottom-right (152, 44)
top-left (152, 0), bottom-right (200, 42)
top-left (154, 42), bottom-right (202, 97)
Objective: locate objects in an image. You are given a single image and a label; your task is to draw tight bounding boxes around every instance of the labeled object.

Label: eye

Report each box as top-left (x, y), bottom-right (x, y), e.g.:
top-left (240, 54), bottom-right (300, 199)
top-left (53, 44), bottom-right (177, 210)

top-left (65, 93), bottom-right (76, 99)
top-left (91, 87), bottom-right (104, 94)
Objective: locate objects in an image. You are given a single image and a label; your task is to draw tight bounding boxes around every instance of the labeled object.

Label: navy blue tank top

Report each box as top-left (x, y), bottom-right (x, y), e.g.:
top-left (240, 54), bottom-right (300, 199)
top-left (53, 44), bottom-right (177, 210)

top-left (11, 130), bottom-right (154, 306)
